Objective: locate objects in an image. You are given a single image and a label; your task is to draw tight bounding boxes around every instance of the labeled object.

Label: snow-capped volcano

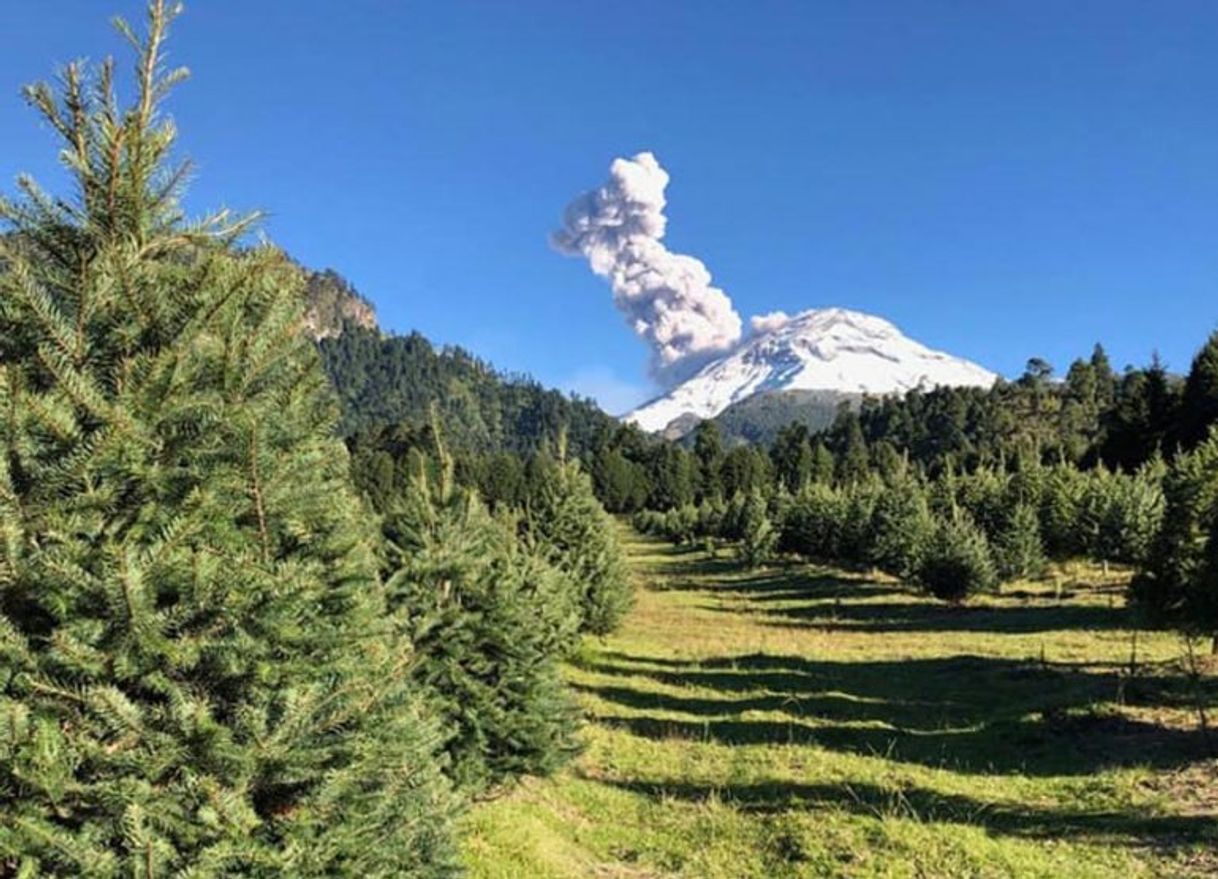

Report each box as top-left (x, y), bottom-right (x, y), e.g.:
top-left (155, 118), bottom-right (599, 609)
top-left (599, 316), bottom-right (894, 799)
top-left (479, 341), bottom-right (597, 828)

top-left (626, 308), bottom-right (997, 433)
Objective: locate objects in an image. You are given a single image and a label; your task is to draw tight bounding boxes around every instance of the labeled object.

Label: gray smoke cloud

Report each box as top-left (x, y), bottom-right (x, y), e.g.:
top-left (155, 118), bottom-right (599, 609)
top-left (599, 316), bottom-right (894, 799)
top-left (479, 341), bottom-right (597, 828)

top-left (749, 311), bottom-right (792, 335)
top-left (552, 152), bottom-right (743, 385)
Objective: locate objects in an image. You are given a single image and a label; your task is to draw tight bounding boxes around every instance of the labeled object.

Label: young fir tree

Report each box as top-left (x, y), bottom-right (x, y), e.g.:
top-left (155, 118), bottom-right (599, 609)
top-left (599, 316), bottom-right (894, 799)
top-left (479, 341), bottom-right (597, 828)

top-left (0, 4), bottom-right (456, 874)
top-left (956, 466), bottom-right (1010, 542)
top-left (381, 450), bottom-right (580, 792)
top-left (738, 489), bottom-right (778, 569)
top-left (1112, 456), bottom-right (1168, 566)
top-left (1040, 464), bottom-right (1087, 557)
top-left (524, 444), bottom-right (632, 635)
top-left (1130, 428), bottom-right (1218, 652)
top-left (779, 483), bottom-right (846, 560)
top-left (870, 473), bottom-right (933, 580)
top-left (916, 514), bottom-right (999, 603)
top-left (666, 503), bottom-right (700, 545)
top-left (838, 480), bottom-right (881, 564)
top-left (994, 502), bottom-right (1047, 582)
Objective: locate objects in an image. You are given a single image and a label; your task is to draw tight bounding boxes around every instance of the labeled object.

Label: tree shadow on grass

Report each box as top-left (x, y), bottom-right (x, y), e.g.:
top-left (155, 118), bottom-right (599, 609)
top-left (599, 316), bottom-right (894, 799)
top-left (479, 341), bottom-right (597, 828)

top-left (593, 775), bottom-right (1218, 851)
top-left (595, 711), bottom-right (1209, 777)
top-left (658, 551), bottom-right (1139, 635)
top-left (573, 652), bottom-right (1218, 776)
top-left (754, 600), bottom-right (1132, 634)
top-left (644, 551), bottom-right (743, 585)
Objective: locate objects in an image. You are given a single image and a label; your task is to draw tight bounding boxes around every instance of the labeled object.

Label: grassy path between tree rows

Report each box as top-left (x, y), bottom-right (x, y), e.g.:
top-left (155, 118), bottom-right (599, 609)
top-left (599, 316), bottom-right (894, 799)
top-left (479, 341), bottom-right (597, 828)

top-left (462, 526), bottom-right (1218, 877)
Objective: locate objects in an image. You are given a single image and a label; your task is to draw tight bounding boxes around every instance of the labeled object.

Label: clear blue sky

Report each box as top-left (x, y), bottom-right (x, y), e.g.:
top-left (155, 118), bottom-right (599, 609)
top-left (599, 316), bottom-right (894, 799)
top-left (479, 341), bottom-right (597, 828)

top-left (4, 1), bottom-right (1217, 413)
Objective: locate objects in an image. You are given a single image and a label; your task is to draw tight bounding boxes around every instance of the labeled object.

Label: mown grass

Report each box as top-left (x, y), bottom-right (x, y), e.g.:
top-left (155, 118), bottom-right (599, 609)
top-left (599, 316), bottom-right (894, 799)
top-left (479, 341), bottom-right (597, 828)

top-left (462, 527), bottom-right (1218, 877)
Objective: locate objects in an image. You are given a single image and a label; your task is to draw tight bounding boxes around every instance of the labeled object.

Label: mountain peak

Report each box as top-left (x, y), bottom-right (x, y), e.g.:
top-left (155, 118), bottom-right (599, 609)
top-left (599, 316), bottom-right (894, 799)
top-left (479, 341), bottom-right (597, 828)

top-left (626, 307), bottom-right (997, 434)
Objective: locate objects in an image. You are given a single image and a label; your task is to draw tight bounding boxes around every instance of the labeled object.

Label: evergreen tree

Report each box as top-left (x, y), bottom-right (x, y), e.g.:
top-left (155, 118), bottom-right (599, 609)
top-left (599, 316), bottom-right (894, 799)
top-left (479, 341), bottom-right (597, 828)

top-left (870, 440), bottom-right (905, 482)
top-left (956, 466), bottom-right (1010, 541)
top-left (0, 5), bottom-right (456, 873)
top-left (382, 461), bottom-right (580, 791)
top-left (916, 515), bottom-right (998, 603)
top-left (525, 451), bottom-right (632, 635)
top-left (838, 416), bottom-right (871, 485)
top-left (591, 446), bottom-right (648, 513)
top-left (1130, 429), bottom-right (1218, 651)
top-left (1040, 465), bottom-right (1086, 557)
top-left (646, 443), bottom-right (696, 510)
top-left (771, 423), bottom-right (814, 493)
top-left (810, 439), bottom-right (836, 485)
top-left (838, 481), bottom-right (881, 564)
top-left (720, 445), bottom-right (772, 498)
top-left (693, 419), bottom-right (725, 501)
top-left (870, 474), bottom-right (933, 580)
top-left (1060, 358), bottom-right (1100, 462)
top-left (1176, 330), bottom-right (1218, 452)
top-left (738, 489), bottom-right (778, 568)
top-left (662, 503), bottom-right (700, 545)
top-left (1109, 456), bottom-right (1167, 565)
top-left (721, 491), bottom-right (750, 541)
top-left (779, 484), bottom-right (847, 560)
top-left (697, 496), bottom-right (729, 541)
top-left (1090, 343), bottom-right (1118, 408)
top-left (994, 503), bottom-right (1047, 582)
top-left (479, 450), bottom-right (529, 508)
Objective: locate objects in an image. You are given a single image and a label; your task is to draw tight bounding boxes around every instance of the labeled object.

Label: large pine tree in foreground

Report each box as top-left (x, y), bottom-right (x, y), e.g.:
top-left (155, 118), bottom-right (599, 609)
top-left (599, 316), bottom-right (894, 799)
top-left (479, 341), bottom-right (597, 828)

top-left (0, 3), bottom-right (456, 874)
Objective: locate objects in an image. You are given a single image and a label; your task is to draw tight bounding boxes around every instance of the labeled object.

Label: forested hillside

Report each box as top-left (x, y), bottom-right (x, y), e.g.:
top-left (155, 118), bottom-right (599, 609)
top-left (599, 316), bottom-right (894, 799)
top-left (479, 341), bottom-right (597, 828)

top-left (318, 324), bottom-right (618, 451)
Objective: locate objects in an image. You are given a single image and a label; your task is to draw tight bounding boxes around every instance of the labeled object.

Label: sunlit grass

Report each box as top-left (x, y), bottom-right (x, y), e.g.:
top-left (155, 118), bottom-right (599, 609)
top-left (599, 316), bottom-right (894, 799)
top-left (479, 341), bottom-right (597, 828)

top-left (462, 527), bottom-right (1218, 878)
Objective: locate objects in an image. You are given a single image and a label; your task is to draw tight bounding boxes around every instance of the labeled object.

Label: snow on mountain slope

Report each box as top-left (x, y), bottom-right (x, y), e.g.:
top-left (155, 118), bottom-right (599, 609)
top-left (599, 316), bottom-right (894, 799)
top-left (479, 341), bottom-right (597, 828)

top-left (626, 308), bottom-right (997, 433)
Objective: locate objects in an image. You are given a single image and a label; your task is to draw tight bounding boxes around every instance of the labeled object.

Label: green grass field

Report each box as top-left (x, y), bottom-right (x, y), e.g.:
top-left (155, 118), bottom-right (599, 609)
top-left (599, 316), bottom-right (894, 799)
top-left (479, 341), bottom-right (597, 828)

top-left (462, 528), bottom-right (1218, 878)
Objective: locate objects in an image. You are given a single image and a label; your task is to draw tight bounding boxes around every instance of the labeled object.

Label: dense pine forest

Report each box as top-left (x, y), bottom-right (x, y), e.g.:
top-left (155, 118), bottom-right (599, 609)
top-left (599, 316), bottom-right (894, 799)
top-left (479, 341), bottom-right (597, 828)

top-left (2, 3), bottom-right (1216, 877)
top-left (317, 324), bottom-right (617, 451)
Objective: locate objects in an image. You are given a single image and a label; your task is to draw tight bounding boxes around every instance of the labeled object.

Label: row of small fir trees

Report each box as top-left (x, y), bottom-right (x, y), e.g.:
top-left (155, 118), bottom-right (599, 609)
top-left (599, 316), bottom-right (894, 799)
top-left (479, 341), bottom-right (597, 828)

top-left (636, 439), bottom-right (1218, 650)
top-left (0, 3), bottom-right (631, 875)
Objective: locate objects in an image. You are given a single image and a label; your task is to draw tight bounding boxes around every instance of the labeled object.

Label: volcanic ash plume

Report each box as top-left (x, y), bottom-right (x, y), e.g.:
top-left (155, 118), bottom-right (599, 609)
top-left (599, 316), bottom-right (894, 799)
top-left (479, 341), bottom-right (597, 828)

top-left (552, 152), bottom-right (743, 384)
top-left (750, 311), bottom-right (792, 335)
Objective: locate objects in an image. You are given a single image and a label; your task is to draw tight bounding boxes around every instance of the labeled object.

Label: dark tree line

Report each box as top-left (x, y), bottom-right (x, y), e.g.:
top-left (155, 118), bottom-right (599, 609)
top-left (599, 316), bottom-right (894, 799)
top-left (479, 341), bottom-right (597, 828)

top-left (838, 342), bottom-right (1215, 475)
top-left (318, 323), bottom-right (618, 453)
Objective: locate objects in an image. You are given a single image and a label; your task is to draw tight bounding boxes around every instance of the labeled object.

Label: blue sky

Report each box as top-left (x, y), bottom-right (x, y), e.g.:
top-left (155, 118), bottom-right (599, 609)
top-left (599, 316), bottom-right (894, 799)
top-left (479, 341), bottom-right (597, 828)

top-left (4, 2), bottom-right (1217, 413)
